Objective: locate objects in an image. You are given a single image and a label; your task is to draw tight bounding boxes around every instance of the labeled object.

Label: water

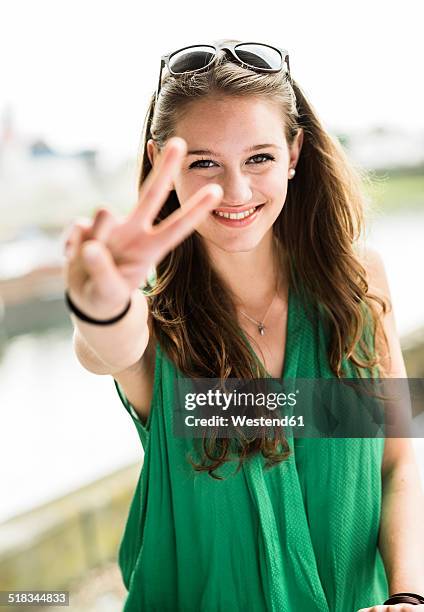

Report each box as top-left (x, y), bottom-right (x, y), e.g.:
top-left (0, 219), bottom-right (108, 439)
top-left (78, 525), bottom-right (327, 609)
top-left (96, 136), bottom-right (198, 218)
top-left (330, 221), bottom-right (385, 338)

top-left (0, 329), bottom-right (142, 523)
top-left (0, 211), bottom-right (423, 523)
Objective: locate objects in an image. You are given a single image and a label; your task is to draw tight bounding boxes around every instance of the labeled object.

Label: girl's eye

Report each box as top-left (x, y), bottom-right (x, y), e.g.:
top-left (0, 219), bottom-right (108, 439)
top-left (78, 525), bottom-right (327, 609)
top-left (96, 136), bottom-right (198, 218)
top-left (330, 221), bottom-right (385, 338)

top-left (247, 154), bottom-right (275, 165)
top-left (189, 159), bottom-right (216, 169)
top-left (188, 153), bottom-right (275, 169)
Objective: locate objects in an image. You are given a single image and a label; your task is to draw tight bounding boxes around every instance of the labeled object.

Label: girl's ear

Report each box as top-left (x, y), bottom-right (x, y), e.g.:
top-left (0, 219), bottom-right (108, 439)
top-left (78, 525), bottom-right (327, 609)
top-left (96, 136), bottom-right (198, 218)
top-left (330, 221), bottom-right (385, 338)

top-left (146, 138), bottom-right (159, 167)
top-left (289, 127), bottom-right (304, 170)
top-left (146, 138), bottom-right (176, 192)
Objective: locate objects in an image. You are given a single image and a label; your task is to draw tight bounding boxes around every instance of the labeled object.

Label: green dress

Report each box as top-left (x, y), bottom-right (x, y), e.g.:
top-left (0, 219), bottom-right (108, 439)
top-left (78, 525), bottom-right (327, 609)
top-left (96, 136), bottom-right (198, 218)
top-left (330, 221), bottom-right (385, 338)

top-left (114, 284), bottom-right (389, 611)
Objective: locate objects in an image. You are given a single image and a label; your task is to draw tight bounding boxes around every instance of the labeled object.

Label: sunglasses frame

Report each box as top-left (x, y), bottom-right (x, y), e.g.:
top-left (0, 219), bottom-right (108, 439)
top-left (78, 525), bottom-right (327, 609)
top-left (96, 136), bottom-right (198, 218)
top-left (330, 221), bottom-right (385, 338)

top-left (154, 40), bottom-right (290, 105)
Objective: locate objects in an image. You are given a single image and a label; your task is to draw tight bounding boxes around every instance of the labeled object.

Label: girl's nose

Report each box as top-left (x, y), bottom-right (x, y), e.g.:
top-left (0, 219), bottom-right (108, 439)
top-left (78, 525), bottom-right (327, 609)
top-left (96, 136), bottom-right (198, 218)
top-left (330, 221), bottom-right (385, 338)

top-left (220, 172), bottom-right (253, 206)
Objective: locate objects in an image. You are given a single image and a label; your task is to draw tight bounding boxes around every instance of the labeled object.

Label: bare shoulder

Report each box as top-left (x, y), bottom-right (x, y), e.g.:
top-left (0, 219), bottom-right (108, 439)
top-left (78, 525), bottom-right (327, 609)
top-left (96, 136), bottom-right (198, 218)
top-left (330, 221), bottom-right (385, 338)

top-left (357, 245), bottom-right (406, 376)
top-left (113, 308), bottom-right (157, 424)
top-left (356, 245), bottom-right (391, 308)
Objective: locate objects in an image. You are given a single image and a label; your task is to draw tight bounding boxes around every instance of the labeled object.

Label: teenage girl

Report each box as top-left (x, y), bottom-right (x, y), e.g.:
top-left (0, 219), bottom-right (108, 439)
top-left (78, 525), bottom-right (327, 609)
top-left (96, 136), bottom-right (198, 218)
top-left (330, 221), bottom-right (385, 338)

top-left (63, 39), bottom-right (424, 611)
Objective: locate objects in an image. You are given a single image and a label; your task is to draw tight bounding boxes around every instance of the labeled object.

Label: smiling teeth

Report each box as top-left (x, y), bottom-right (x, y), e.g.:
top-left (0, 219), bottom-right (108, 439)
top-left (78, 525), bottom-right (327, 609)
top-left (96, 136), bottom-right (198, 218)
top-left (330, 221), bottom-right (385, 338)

top-left (214, 207), bottom-right (256, 220)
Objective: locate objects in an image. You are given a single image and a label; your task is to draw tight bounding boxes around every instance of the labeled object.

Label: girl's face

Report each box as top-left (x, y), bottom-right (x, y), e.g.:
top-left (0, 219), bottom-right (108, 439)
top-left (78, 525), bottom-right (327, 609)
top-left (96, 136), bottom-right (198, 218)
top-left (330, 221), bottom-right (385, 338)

top-left (150, 95), bottom-right (303, 254)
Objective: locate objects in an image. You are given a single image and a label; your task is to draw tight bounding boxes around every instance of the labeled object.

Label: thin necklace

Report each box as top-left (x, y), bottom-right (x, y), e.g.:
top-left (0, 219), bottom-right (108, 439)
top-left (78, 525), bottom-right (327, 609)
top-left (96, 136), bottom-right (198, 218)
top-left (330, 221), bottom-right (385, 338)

top-left (239, 276), bottom-right (280, 336)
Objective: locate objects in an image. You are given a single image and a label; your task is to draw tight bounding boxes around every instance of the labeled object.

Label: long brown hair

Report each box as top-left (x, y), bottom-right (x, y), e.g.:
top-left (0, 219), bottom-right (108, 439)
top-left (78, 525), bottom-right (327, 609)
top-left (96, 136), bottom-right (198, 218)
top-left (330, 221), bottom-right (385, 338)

top-left (136, 43), bottom-right (390, 478)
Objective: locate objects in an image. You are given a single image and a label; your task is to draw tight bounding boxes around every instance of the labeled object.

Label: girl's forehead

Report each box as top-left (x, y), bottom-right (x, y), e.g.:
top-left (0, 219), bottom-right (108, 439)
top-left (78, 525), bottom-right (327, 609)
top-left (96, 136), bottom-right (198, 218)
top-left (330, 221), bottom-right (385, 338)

top-left (174, 98), bottom-right (286, 142)
top-left (180, 94), bottom-right (280, 116)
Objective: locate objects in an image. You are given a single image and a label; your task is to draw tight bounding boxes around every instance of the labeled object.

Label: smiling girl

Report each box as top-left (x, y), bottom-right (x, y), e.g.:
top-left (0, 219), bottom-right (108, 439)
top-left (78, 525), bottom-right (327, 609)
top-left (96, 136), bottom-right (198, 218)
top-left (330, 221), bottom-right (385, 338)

top-left (63, 39), bottom-right (424, 611)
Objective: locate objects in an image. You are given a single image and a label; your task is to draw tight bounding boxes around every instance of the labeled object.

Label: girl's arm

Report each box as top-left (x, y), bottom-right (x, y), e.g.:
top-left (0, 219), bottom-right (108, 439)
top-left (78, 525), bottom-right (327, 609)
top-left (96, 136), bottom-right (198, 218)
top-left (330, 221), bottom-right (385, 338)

top-left (363, 248), bottom-right (424, 594)
top-left (379, 456), bottom-right (424, 594)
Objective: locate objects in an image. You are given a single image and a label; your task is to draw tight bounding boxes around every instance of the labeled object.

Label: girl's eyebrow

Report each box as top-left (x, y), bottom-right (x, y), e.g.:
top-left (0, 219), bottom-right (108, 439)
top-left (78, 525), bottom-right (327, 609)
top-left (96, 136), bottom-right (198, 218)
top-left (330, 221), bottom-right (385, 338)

top-left (186, 144), bottom-right (282, 156)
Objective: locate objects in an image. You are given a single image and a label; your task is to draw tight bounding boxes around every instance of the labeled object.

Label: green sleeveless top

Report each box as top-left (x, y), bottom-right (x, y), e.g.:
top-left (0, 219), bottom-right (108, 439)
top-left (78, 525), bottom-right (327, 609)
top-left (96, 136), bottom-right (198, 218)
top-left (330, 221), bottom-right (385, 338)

top-left (114, 284), bottom-right (389, 611)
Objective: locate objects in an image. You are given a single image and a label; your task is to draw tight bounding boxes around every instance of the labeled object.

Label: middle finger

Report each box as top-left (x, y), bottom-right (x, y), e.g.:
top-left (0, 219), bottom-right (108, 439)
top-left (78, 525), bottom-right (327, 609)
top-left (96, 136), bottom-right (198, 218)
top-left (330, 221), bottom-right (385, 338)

top-left (152, 183), bottom-right (223, 256)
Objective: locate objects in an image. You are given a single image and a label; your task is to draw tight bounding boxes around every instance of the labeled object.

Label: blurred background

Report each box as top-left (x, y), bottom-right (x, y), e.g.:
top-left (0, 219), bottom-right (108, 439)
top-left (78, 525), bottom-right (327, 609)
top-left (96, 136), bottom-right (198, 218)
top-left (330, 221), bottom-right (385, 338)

top-left (0, 0), bottom-right (423, 609)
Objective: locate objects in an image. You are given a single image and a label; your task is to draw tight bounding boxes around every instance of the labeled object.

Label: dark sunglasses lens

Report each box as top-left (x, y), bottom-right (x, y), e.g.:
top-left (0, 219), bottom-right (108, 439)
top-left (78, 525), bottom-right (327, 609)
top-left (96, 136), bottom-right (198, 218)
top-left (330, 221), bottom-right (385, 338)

top-left (234, 44), bottom-right (282, 70)
top-left (169, 46), bottom-right (216, 73)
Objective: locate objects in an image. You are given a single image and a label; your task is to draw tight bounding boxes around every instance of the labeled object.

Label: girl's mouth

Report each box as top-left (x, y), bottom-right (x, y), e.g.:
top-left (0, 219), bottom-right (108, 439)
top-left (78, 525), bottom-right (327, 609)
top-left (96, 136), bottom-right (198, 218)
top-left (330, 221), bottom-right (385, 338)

top-left (211, 203), bottom-right (265, 227)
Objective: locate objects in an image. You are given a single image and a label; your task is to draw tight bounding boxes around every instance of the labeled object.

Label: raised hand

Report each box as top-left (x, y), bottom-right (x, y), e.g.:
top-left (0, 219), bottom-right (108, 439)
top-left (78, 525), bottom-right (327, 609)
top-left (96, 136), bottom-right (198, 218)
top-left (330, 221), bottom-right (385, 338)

top-left (62, 137), bottom-right (223, 320)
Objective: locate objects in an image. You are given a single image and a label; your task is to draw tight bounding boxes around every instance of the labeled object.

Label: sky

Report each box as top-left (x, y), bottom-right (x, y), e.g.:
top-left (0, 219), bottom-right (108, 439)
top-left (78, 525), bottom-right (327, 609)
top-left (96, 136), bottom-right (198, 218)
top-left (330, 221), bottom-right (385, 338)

top-left (1, 0), bottom-right (423, 160)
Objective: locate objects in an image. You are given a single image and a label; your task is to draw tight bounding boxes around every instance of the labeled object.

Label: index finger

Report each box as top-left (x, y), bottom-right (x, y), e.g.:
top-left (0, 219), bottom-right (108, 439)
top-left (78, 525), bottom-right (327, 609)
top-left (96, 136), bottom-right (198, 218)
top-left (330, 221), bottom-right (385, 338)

top-left (127, 136), bottom-right (187, 231)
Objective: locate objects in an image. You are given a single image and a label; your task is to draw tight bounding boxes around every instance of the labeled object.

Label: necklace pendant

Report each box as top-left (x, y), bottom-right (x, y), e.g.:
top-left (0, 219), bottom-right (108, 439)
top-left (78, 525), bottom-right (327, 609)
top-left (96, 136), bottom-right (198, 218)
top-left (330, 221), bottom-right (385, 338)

top-left (258, 324), bottom-right (265, 336)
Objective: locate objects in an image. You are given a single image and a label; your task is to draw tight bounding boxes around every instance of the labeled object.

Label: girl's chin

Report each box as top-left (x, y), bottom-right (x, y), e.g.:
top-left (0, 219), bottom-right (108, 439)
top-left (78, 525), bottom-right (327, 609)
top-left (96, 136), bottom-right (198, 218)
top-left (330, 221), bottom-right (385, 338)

top-left (199, 233), bottom-right (266, 254)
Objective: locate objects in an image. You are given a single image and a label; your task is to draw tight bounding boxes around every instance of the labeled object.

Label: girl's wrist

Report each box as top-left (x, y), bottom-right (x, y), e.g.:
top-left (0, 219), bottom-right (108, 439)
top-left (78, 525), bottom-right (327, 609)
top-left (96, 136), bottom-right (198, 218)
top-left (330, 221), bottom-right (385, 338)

top-left (70, 288), bottom-right (150, 374)
top-left (65, 289), bottom-right (132, 326)
top-left (383, 592), bottom-right (424, 605)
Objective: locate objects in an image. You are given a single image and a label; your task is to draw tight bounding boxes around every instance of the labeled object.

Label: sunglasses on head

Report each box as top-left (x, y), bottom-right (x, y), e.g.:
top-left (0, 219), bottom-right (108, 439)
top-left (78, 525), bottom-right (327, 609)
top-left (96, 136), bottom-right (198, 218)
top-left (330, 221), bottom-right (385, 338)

top-left (155, 40), bottom-right (291, 104)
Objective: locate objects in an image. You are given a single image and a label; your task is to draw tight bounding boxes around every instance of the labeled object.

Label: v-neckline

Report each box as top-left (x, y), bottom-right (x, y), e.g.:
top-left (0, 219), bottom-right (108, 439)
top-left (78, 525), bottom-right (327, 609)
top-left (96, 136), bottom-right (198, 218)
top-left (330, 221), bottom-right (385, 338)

top-left (238, 282), bottom-right (293, 379)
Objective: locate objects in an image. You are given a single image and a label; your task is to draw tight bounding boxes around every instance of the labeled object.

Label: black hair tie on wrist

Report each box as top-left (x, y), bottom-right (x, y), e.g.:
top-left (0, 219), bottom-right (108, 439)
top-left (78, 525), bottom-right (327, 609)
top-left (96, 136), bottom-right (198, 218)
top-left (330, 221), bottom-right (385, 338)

top-left (383, 592), bottom-right (424, 605)
top-left (64, 290), bottom-right (131, 325)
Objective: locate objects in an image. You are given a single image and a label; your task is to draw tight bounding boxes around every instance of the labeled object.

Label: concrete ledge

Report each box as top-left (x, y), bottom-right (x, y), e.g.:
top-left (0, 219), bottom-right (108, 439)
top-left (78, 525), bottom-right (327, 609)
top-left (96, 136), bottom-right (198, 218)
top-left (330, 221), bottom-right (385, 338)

top-left (0, 462), bottom-right (141, 594)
